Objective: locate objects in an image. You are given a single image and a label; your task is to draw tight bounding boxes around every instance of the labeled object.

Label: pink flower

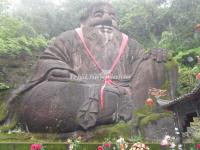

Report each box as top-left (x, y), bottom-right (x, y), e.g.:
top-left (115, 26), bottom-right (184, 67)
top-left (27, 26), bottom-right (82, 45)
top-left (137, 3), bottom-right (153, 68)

top-left (196, 73), bottom-right (200, 80)
top-left (196, 24), bottom-right (200, 31)
top-left (145, 98), bottom-right (153, 107)
top-left (30, 144), bottom-right (42, 150)
top-left (98, 145), bottom-right (104, 150)
top-left (196, 143), bottom-right (200, 149)
top-left (160, 139), bottom-right (169, 146)
top-left (104, 142), bottom-right (111, 148)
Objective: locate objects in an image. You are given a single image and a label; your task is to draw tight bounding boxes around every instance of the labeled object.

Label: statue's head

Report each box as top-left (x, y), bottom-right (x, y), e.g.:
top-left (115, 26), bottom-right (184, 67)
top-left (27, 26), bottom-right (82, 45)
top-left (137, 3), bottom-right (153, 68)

top-left (80, 2), bottom-right (118, 32)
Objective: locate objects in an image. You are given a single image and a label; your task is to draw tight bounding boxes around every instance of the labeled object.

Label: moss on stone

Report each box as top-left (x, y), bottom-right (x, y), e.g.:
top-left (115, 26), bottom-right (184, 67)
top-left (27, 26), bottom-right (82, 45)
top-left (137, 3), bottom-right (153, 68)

top-left (0, 83), bottom-right (9, 90)
top-left (0, 115), bottom-right (17, 132)
top-left (0, 103), bottom-right (8, 121)
top-left (161, 79), bottom-right (169, 91)
top-left (160, 58), bottom-right (179, 98)
top-left (0, 133), bottom-right (31, 142)
top-left (89, 121), bottom-right (132, 142)
top-left (139, 113), bottom-right (170, 128)
top-left (0, 132), bottom-right (63, 142)
top-left (133, 105), bottom-right (172, 137)
top-left (164, 58), bottom-right (178, 72)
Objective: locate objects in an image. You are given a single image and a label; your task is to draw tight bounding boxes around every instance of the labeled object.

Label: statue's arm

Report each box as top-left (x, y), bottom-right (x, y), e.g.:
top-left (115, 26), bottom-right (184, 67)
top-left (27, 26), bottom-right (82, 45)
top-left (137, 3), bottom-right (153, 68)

top-left (128, 38), bottom-right (178, 107)
top-left (128, 38), bottom-right (167, 63)
top-left (30, 31), bottom-right (77, 82)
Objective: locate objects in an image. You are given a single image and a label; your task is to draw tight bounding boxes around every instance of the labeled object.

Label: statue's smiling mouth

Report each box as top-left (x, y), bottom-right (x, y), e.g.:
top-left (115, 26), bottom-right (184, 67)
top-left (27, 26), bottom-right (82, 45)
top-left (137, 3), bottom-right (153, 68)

top-left (95, 25), bottom-right (113, 32)
top-left (93, 19), bottom-right (114, 32)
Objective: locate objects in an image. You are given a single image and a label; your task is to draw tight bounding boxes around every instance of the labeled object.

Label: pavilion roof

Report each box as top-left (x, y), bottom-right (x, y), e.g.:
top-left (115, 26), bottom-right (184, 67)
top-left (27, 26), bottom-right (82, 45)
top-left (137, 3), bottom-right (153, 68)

top-left (157, 83), bottom-right (200, 110)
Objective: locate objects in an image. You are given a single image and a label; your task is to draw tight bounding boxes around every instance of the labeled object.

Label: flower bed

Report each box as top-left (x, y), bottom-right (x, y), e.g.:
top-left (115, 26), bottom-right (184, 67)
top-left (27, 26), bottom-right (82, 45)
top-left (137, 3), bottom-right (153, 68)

top-left (0, 143), bottom-right (198, 150)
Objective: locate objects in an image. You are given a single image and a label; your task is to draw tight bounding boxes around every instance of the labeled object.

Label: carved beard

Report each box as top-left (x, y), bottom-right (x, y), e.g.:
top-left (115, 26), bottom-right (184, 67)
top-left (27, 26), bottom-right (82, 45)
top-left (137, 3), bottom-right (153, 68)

top-left (83, 26), bottom-right (122, 69)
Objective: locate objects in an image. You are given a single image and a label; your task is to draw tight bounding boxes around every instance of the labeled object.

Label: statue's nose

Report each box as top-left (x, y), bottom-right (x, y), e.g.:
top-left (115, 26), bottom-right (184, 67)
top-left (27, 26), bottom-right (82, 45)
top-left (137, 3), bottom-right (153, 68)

top-left (102, 19), bottom-right (112, 26)
top-left (102, 14), bottom-right (114, 26)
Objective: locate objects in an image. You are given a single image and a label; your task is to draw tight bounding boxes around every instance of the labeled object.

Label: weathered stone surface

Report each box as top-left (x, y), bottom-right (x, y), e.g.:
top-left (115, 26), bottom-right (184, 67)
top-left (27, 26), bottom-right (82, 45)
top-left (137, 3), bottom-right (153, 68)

top-left (143, 117), bottom-right (175, 141)
top-left (21, 82), bottom-right (132, 132)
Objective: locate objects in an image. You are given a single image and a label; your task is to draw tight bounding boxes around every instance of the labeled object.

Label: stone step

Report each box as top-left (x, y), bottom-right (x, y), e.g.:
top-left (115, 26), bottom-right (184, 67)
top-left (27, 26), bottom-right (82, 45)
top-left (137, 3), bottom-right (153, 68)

top-left (186, 117), bottom-right (200, 139)
top-left (182, 114), bottom-right (199, 132)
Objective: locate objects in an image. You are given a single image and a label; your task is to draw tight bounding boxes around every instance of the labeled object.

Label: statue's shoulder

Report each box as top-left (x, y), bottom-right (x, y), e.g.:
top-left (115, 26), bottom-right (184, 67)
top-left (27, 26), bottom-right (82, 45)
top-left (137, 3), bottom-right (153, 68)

top-left (57, 29), bottom-right (77, 41)
top-left (125, 36), bottom-right (143, 51)
top-left (126, 36), bottom-right (140, 46)
top-left (119, 31), bottom-right (141, 47)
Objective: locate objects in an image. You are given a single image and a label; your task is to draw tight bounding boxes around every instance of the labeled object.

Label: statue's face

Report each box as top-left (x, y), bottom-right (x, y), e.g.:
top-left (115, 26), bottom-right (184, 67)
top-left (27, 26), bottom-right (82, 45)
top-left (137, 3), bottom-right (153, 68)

top-left (83, 4), bottom-right (118, 32)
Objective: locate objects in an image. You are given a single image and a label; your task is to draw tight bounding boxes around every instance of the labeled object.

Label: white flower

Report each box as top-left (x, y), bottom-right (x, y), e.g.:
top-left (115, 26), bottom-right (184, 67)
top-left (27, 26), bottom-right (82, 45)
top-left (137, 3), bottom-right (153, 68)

top-left (125, 143), bottom-right (128, 149)
top-left (116, 137), bottom-right (125, 144)
top-left (8, 130), bottom-right (11, 134)
top-left (169, 142), bottom-right (176, 148)
top-left (69, 144), bottom-right (73, 150)
top-left (67, 138), bottom-right (72, 143)
top-left (160, 139), bottom-right (169, 146)
top-left (164, 135), bottom-right (171, 140)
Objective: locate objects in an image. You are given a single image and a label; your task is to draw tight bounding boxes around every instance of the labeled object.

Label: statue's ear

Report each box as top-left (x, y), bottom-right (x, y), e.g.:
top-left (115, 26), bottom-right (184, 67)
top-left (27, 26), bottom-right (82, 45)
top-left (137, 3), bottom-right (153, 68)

top-left (80, 8), bottom-right (89, 25)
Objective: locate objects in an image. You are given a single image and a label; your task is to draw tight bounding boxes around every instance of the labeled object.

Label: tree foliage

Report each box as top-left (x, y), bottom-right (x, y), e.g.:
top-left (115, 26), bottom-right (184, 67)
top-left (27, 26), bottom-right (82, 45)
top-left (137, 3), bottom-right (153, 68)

top-left (0, 15), bottom-right (48, 55)
top-left (4, 0), bottom-right (199, 52)
top-left (115, 0), bottom-right (200, 51)
top-left (12, 0), bottom-right (94, 37)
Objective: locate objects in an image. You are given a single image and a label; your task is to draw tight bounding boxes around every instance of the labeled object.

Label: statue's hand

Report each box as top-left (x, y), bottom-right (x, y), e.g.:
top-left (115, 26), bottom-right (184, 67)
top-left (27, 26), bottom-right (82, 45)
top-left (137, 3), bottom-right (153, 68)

top-left (47, 69), bottom-right (76, 82)
top-left (144, 48), bottom-right (168, 62)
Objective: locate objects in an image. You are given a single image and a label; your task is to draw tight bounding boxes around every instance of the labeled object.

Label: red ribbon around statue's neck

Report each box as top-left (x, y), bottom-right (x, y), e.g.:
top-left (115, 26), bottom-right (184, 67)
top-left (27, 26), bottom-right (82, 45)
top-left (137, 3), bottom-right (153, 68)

top-left (75, 28), bottom-right (129, 110)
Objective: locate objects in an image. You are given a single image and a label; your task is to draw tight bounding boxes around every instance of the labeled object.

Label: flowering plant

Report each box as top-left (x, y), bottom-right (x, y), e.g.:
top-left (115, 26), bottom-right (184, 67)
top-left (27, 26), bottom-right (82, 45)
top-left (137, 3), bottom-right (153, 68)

top-left (97, 137), bottom-right (128, 150)
top-left (97, 140), bottom-right (112, 150)
top-left (129, 142), bottom-right (150, 150)
top-left (30, 144), bottom-right (45, 150)
top-left (160, 135), bottom-right (176, 150)
top-left (196, 73), bottom-right (200, 80)
top-left (196, 143), bottom-right (200, 149)
top-left (97, 137), bottom-right (151, 150)
top-left (116, 137), bottom-right (128, 150)
top-left (189, 143), bottom-right (200, 150)
top-left (66, 136), bottom-right (81, 150)
top-left (98, 145), bottom-right (104, 150)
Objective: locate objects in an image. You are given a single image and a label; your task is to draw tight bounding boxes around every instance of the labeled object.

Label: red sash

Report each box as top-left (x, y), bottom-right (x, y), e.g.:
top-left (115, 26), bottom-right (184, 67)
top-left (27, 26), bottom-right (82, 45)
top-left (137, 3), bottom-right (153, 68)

top-left (75, 28), bottom-right (129, 110)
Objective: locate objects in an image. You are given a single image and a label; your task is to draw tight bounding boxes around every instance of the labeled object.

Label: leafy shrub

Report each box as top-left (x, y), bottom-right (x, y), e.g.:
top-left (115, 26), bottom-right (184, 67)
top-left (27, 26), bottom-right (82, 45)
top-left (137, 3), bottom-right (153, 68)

top-left (0, 16), bottom-right (48, 55)
top-left (0, 83), bottom-right (9, 90)
top-left (174, 47), bottom-right (200, 95)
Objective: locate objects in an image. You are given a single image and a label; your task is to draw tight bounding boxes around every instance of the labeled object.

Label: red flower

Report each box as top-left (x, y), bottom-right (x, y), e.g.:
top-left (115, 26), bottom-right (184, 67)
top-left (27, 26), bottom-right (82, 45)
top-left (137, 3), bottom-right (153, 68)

top-left (145, 98), bottom-right (153, 107)
top-left (30, 144), bottom-right (42, 150)
top-left (196, 143), bottom-right (200, 149)
top-left (104, 142), bottom-right (111, 148)
top-left (196, 73), bottom-right (200, 80)
top-left (98, 145), bottom-right (104, 150)
top-left (196, 24), bottom-right (200, 31)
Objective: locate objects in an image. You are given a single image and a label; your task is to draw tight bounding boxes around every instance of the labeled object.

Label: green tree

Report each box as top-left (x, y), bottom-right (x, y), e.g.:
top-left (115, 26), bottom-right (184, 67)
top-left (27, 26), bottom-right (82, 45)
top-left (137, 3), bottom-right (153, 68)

top-left (114, 0), bottom-right (171, 48)
top-left (166, 0), bottom-right (200, 51)
top-left (0, 0), bottom-right (10, 15)
top-left (13, 0), bottom-right (94, 37)
top-left (0, 15), bottom-right (48, 55)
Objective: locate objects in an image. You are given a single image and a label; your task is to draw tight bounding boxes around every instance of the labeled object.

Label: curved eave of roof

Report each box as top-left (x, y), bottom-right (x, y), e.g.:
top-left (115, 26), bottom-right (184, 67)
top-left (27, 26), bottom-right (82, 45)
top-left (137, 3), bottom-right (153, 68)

top-left (157, 83), bottom-right (200, 110)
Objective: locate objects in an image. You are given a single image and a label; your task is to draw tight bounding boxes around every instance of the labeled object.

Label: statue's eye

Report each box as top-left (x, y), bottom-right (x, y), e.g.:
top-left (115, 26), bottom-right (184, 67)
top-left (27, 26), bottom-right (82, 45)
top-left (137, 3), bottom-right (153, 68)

top-left (94, 11), bottom-right (103, 17)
